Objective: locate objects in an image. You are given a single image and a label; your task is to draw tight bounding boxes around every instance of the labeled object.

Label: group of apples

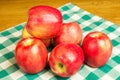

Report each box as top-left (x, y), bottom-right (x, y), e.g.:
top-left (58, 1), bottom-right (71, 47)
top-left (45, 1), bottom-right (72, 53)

top-left (15, 5), bottom-right (112, 77)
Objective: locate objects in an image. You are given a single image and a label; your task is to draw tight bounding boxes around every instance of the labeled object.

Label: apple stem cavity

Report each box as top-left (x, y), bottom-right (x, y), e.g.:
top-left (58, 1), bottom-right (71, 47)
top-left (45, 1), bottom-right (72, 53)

top-left (58, 63), bottom-right (64, 68)
top-left (55, 62), bottom-right (66, 73)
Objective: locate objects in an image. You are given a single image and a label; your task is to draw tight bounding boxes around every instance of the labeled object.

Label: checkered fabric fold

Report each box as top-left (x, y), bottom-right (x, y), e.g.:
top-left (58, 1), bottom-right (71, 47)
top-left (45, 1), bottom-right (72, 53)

top-left (0, 3), bottom-right (120, 80)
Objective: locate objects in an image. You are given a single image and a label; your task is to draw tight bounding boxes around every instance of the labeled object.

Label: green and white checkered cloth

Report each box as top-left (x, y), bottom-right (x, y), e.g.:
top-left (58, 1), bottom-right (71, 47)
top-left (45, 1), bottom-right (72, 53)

top-left (0, 3), bottom-right (120, 80)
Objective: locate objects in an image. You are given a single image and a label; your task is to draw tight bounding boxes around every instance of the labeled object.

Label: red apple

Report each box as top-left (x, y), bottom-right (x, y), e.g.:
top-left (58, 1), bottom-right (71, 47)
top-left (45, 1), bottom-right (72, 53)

top-left (49, 43), bottom-right (84, 77)
top-left (82, 31), bottom-right (112, 67)
top-left (53, 22), bottom-right (82, 45)
top-left (15, 38), bottom-right (48, 74)
top-left (22, 26), bottom-right (51, 47)
top-left (26, 5), bottom-right (63, 39)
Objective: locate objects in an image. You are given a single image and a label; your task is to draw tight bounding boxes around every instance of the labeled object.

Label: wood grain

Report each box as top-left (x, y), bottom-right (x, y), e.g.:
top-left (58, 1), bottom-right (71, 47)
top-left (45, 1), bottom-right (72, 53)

top-left (0, 0), bottom-right (120, 31)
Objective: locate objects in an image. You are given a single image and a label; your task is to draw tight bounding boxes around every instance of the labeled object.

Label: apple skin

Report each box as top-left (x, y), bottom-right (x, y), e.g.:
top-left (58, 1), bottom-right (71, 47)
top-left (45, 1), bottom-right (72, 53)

top-left (49, 43), bottom-right (84, 77)
top-left (15, 38), bottom-right (48, 74)
top-left (82, 31), bottom-right (112, 68)
top-left (42, 39), bottom-right (51, 47)
top-left (53, 22), bottom-right (82, 45)
top-left (26, 5), bottom-right (63, 39)
top-left (22, 25), bottom-right (32, 38)
top-left (22, 26), bottom-right (51, 47)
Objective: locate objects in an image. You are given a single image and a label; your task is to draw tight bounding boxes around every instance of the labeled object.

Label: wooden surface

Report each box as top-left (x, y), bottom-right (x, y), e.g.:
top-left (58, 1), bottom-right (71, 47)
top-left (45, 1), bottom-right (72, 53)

top-left (0, 0), bottom-right (120, 31)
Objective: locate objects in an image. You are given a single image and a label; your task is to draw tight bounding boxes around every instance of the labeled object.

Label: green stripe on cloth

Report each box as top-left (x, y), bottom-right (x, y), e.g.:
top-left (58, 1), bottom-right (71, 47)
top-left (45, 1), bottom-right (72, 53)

top-left (0, 3), bottom-right (120, 80)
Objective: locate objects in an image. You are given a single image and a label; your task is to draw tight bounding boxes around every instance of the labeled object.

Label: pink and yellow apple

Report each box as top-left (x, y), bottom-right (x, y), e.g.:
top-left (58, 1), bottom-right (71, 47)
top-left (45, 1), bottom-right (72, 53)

top-left (49, 43), bottom-right (84, 77)
top-left (15, 38), bottom-right (48, 74)
top-left (53, 22), bottom-right (82, 45)
top-left (26, 5), bottom-right (63, 39)
top-left (82, 31), bottom-right (112, 67)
